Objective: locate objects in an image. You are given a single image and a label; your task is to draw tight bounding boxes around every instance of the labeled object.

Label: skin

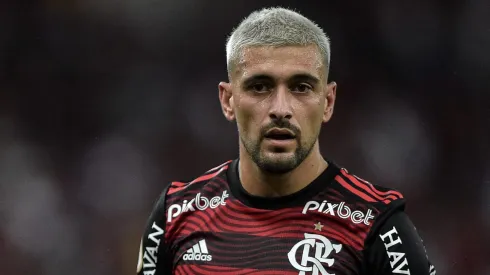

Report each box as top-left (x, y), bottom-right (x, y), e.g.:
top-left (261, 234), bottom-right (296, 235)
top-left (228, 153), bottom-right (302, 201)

top-left (218, 44), bottom-right (337, 198)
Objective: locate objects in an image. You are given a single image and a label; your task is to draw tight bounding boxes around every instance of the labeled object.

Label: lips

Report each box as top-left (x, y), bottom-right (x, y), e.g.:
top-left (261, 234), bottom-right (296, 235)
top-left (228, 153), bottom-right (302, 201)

top-left (264, 128), bottom-right (296, 140)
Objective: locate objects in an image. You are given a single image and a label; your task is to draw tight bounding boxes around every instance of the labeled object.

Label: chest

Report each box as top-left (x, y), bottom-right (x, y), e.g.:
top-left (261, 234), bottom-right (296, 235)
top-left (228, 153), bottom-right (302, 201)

top-left (166, 199), bottom-right (374, 274)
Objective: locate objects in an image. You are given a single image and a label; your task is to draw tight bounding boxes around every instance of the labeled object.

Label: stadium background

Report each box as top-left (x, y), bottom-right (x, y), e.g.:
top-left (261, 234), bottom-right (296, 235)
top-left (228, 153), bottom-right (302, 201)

top-left (1, 0), bottom-right (489, 274)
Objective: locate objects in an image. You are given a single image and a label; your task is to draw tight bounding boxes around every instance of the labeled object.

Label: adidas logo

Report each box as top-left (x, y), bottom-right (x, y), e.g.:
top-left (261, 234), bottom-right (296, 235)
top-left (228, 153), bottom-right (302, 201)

top-left (183, 239), bottom-right (212, 262)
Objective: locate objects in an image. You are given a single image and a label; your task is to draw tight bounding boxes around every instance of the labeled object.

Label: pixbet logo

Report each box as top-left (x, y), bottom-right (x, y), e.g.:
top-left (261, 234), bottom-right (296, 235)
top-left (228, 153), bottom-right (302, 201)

top-left (167, 191), bottom-right (229, 223)
top-left (302, 200), bottom-right (375, 225)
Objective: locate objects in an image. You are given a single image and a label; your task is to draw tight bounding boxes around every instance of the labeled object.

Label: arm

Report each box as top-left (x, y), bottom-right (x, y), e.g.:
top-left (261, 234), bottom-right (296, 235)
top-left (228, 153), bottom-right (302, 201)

top-left (137, 186), bottom-right (172, 275)
top-left (363, 210), bottom-right (436, 275)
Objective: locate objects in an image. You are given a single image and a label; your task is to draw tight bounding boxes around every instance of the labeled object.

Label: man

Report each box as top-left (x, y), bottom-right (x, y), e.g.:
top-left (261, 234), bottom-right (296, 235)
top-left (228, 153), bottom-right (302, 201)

top-left (137, 7), bottom-right (436, 275)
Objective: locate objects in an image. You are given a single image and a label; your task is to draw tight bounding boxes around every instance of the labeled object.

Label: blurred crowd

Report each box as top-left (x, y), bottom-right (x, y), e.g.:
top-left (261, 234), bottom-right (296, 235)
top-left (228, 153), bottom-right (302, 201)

top-left (0, 0), bottom-right (489, 274)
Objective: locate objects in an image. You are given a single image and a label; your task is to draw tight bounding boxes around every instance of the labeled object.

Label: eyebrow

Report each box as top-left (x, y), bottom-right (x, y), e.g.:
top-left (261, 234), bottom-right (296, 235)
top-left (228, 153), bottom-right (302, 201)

top-left (242, 73), bottom-right (321, 87)
top-left (241, 74), bottom-right (274, 87)
top-left (289, 74), bottom-right (321, 85)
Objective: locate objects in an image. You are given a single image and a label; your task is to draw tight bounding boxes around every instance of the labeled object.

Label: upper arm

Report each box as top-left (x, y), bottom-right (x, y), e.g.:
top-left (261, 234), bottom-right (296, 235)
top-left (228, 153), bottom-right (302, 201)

top-left (363, 211), bottom-right (436, 275)
top-left (137, 186), bottom-right (172, 275)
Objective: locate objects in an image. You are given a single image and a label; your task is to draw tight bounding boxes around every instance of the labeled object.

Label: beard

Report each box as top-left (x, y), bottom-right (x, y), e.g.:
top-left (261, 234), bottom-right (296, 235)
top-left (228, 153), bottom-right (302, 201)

top-left (240, 121), bottom-right (317, 174)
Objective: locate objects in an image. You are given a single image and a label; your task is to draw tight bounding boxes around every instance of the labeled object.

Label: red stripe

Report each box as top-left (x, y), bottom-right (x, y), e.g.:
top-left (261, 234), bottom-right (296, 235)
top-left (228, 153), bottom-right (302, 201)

top-left (171, 181), bottom-right (186, 187)
top-left (368, 184), bottom-right (403, 199)
top-left (340, 169), bottom-right (401, 203)
top-left (167, 181), bottom-right (187, 195)
top-left (335, 175), bottom-right (376, 202)
top-left (167, 165), bottom-right (229, 195)
top-left (347, 175), bottom-right (399, 201)
top-left (190, 165), bottom-right (228, 184)
top-left (341, 170), bottom-right (398, 203)
top-left (206, 160), bottom-right (232, 174)
top-left (167, 185), bottom-right (187, 195)
top-left (353, 174), bottom-right (404, 199)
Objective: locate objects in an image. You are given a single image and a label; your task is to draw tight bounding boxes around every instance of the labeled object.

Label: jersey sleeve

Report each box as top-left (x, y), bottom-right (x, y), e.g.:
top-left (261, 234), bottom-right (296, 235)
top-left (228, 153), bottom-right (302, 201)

top-left (136, 185), bottom-right (172, 275)
top-left (363, 210), bottom-right (436, 275)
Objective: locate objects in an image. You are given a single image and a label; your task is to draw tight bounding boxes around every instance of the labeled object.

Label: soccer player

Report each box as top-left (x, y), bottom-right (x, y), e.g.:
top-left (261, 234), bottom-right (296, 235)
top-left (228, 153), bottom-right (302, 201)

top-left (136, 7), bottom-right (437, 275)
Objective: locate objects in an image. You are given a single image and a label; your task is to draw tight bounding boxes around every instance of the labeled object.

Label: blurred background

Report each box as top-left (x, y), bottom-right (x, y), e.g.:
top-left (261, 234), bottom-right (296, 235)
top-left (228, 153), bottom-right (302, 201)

top-left (1, 0), bottom-right (489, 274)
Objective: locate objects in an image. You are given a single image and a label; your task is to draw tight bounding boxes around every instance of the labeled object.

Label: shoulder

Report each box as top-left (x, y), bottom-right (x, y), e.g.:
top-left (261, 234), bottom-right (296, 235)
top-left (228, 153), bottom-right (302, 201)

top-left (328, 166), bottom-right (411, 246)
top-left (136, 161), bottom-right (231, 275)
top-left (166, 160), bottom-right (232, 198)
top-left (163, 160), bottom-right (233, 229)
top-left (332, 167), bottom-right (406, 219)
top-left (144, 160), bottom-right (233, 225)
top-left (147, 160), bottom-right (232, 214)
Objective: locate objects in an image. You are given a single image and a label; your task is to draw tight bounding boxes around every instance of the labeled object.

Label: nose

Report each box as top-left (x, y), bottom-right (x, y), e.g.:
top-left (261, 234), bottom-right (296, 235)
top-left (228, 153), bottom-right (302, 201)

top-left (269, 87), bottom-right (293, 121)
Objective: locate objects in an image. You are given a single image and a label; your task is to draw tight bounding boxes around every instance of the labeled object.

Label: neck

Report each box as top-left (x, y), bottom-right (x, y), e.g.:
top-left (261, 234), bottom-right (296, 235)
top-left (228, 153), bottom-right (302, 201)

top-left (238, 142), bottom-right (328, 198)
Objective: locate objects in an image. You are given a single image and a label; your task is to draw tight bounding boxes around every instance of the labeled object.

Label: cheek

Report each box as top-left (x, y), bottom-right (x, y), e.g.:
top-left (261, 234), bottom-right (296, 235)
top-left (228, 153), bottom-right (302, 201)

top-left (299, 100), bottom-right (325, 134)
top-left (304, 112), bottom-right (322, 131)
top-left (235, 102), bottom-right (263, 137)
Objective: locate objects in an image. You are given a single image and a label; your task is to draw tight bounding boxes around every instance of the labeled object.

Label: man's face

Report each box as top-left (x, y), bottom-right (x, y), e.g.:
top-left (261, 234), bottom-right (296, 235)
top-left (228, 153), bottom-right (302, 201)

top-left (220, 45), bottom-right (336, 174)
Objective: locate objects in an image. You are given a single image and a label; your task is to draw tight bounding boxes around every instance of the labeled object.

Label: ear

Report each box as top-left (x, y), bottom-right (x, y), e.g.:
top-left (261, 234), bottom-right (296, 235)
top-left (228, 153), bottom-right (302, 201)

top-left (323, 81), bottom-right (337, 123)
top-left (218, 81), bottom-right (235, 121)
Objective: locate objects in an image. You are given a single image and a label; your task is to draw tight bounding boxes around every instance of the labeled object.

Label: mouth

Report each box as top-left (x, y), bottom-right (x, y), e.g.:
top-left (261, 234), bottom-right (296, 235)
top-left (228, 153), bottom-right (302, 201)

top-left (264, 128), bottom-right (296, 140)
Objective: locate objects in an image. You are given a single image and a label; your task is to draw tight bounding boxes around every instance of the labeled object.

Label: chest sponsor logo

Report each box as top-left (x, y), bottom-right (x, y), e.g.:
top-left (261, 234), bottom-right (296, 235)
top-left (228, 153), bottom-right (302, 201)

top-left (167, 191), bottom-right (229, 223)
top-left (288, 233), bottom-right (342, 275)
top-left (379, 226), bottom-right (411, 275)
top-left (302, 200), bottom-right (375, 225)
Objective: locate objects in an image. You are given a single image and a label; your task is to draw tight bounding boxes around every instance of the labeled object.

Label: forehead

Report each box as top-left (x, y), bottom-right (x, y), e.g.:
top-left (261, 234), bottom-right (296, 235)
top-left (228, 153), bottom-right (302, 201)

top-left (235, 45), bottom-right (324, 80)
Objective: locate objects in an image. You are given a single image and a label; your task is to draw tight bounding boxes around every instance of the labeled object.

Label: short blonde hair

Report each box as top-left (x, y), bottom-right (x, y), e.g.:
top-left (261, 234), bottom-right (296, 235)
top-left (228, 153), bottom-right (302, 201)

top-left (226, 7), bottom-right (331, 76)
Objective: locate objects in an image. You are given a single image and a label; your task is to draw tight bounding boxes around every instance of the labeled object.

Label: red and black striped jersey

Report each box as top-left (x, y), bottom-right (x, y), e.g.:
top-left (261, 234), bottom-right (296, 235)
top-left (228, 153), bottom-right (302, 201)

top-left (137, 159), bottom-right (436, 275)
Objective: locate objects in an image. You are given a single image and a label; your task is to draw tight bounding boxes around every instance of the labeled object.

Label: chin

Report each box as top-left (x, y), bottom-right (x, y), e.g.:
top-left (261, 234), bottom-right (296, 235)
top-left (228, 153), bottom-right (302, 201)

top-left (256, 152), bottom-right (299, 174)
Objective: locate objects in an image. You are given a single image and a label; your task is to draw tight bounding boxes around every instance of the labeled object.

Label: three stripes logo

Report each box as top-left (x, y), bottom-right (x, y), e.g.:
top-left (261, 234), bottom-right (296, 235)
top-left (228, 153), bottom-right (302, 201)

top-left (183, 239), bottom-right (212, 262)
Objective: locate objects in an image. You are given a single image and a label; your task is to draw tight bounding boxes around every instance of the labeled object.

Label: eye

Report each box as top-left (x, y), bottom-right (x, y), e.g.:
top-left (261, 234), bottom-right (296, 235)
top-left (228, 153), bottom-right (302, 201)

top-left (250, 83), bottom-right (270, 93)
top-left (292, 83), bottom-right (313, 93)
